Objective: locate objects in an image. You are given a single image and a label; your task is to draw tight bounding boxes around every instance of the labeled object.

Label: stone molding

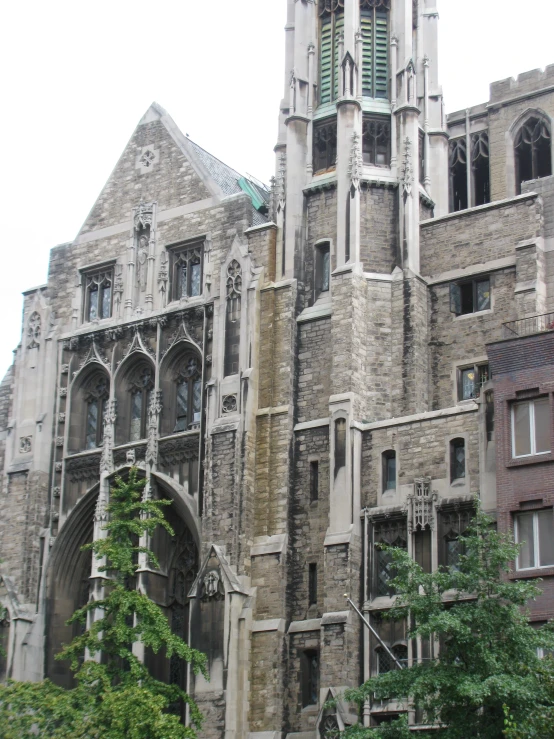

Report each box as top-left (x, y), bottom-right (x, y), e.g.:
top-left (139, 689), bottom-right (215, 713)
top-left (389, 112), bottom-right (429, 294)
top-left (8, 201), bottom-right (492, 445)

top-left (288, 618), bottom-right (321, 633)
top-left (251, 619), bottom-right (286, 633)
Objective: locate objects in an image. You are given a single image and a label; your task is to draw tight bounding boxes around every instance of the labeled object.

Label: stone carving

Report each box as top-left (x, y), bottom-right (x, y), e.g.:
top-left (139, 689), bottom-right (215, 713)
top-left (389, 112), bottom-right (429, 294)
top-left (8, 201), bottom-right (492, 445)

top-left (134, 202), bottom-right (154, 230)
top-left (52, 487), bottom-right (61, 498)
top-left (55, 437), bottom-right (64, 448)
top-left (27, 312), bottom-right (41, 349)
top-left (158, 436), bottom-right (199, 469)
top-left (19, 436), bottom-right (32, 453)
top-left (158, 251), bottom-right (169, 305)
top-left (126, 449), bottom-right (136, 465)
top-left (136, 234), bottom-right (149, 292)
top-left (61, 364), bottom-right (69, 374)
top-left (100, 400), bottom-right (117, 473)
top-left (65, 454), bottom-right (101, 483)
top-left (318, 0), bottom-right (344, 14)
top-left (145, 391), bottom-right (163, 465)
top-left (113, 264), bottom-right (124, 316)
top-left (58, 413), bottom-right (66, 423)
top-left (401, 137), bottom-right (413, 196)
top-left (94, 492), bottom-right (108, 523)
top-left (360, 0), bottom-right (390, 8)
top-left (139, 150), bottom-right (156, 168)
top-left (201, 570), bottom-right (224, 601)
top-left (276, 152), bottom-right (286, 217)
top-left (55, 462), bottom-right (63, 472)
top-left (222, 394), bottom-right (238, 414)
top-left (407, 477), bottom-right (438, 533)
top-left (59, 387), bottom-right (67, 397)
top-left (348, 131), bottom-right (363, 192)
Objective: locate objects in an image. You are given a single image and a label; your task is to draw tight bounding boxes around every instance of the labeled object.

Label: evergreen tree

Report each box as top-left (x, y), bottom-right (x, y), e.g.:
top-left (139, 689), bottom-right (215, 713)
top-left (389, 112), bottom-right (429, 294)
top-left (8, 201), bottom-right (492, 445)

top-left (339, 506), bottom-right (554, 738)
top-left (0, 469), bottom-right (207, 739)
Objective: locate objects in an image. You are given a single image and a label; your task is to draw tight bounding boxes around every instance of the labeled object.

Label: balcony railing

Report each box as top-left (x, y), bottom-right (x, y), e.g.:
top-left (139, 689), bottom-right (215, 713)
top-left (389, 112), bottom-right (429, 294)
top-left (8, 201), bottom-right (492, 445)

top-left (503, 311), bottom-right (554, 339)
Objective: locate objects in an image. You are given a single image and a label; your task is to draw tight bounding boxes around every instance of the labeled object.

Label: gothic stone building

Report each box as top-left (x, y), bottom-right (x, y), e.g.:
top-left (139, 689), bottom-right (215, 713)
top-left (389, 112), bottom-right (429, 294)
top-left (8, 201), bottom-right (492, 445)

top-left (1, 0), bottom-right (554, 736)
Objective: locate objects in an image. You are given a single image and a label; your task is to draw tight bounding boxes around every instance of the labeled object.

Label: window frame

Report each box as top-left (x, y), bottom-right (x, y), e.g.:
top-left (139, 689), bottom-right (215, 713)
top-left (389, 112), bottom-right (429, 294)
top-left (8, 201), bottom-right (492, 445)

top-left (449, 437), bottom-right (466, 483)
top-left (82, 264), bottom-right (114, 323)
top-left (514, 116), bottom-right (552, 194)
top-left (313, 118), bottom-right (338, 175)
top-left (314, 242), bottom-right (331, 300)
top-left (362, 115), bottom-right (391, 168)
top-left (438, 506), bottom-right (473, 570)
top-left (371, 517), bottom-right (407, 598)
top-left (82, 373), bottom-right (110, 450)
top-left (382, 450), bottom-right (396, 493)
top-left (511, 397), bottom-right (551, 459)
top-left (128, 366), bottom-right (155, 442)
top-left (457, 362), bottom-right (490, 402)
top-left (169, 241), bottom-right (204, 303)
top-left (301, 649), bottom-right (319, 708)
top-left (359, 1), bottom-right (390, 100)
top-left (450, 276), bottom-right (491, 316)
top-left (308, 562), bottom-right (318, 606)
top-left (173, 357), bottom-right (202, 433)
top-left (514, 509), bottom-right (554, 571)
top-left (309, 460), bottom-right (319, 503)
top-left (318, 4), bottom-right (344, 105)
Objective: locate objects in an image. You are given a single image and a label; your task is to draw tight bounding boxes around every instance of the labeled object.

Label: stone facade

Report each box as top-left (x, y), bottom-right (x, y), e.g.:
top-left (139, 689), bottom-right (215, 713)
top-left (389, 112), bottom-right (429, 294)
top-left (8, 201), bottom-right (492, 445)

top-left (1, 1), bottom-right (554, 736)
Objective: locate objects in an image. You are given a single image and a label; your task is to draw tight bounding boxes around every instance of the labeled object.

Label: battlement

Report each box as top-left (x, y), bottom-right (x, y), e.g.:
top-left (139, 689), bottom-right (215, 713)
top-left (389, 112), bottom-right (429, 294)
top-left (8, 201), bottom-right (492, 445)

top-left (490, 64), bottom-right (554, 104)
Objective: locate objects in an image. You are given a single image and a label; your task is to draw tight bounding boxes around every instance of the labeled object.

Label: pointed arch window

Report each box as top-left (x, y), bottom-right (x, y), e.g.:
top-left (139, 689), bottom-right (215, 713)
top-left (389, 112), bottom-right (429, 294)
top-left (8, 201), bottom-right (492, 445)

top-left (128, 367), bottom-right (154, 442)
top-left (174, 357), bottom-right (202, 432)
top-left (84, 374), bottom-right (110, 449)
top-left (170, 242), bottom-right (203, 302)
top-left (224, 261), bottom-right (242, 377)
top-left (83, 268), bottom-right (113, 322)
top-left (318, 1), bottom-right (344, 104)
top-left (472, 131), bottom-right (490, 206)
top-left (360, 0), bottom-right (390, 99)
top-left (515, 116), bottom-right (552, 194)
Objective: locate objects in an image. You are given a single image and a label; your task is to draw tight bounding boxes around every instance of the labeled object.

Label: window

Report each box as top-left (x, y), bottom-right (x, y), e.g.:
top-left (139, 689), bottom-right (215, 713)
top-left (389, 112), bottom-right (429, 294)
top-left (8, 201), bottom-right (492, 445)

top-left (318, 1), bottom-right (344, 104)
top-left (450, 438), bottom-right (466, 482)
top-left (372, 518), bottom-right (407, 597)
top-left (362, 116), bottom-right (390, 167)
top-left (382, 450), bottom-right (396, 492)
top-left (515, 510), bottom-right (554, 570)
top-left (84, 374), bottom-right (109, 449)
top-left (313, 119), bottom-right (337, 174)
top-left (511, 397), bottom-right (551, 458)
top-left (457, 363), bottom-right (489, 401)
top-left (450, 277), bottom-right (490, 315)
top-left (174, 357), bottom-right (202, 432)
top-left (309, 563), bottom-right (318, 606)
top-left (170, 243), bottom-right (203, 301)
top-left (334, 418), bottom-right (346, 477)
top-left (439, 508), bottom-right (472, 569)
top-left (128, 367), bottom-right (154, 441)
top-left (413, 527), bottom-right (432, 573)
top-left (301, 650), bottom-right (319, 707)
top-left (449, 137), bottom-right (468, 212)
top-left (419, 129), bottom-right (425, 184)
top-left (224, 260), bottom-right (242, 376)
top-left (310, 461), bottom-right (319, 502)
top-left (83, 268), bottom-right (113, 322)
top-left (376, 644), bottom-right (408, 674)
top-left (472, 131), bottom-right (490, 206)
top-left (360, 0), bottom-right (390, 99)
top-left (315, 243), bottom-right (330, 298)
top-left (515, 117), bottom-right (552, 194)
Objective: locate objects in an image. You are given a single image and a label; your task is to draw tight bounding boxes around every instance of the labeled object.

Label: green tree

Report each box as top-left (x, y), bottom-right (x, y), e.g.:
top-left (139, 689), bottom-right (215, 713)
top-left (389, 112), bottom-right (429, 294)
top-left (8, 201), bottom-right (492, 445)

top-left (339, 506), bottom-right (554, 738)
top-left (0, 469), bottom-right (207, 739)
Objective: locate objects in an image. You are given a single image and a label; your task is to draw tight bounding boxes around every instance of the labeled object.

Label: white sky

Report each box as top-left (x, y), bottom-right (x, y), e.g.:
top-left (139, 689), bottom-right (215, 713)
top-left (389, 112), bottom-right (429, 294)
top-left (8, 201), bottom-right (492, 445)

top-left (1, 0), bottom-right (553, 376)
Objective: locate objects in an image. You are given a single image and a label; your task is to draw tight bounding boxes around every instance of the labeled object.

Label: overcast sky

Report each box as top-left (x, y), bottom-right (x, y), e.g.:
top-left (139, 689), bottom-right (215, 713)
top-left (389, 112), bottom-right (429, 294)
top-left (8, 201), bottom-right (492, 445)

top-left (1, 0), bottom-right (553, 376)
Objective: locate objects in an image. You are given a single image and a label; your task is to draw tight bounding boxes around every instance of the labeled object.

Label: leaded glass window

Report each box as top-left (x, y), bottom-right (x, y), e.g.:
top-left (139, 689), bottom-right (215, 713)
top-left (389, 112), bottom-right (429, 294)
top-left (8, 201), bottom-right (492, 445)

top-left (472, 131), bottom-right (490, 206)
top-left (439, 508), bottom-right (473, 569)
top-left (225, 260), bottom-right (242, 376)
top-left (515, 117), bottom-right (552, 194)
top-left (376, 644), bottom-right (407, 674)
top-left (128, 366), bottom-right (154, 442)
top-left (449, 137), bottom-right (468, 212)
top-left (301, 650), bottom-right (319, 707)
top-left (383, 450), bottom-right (396, 491)
top-left (450, 438), bottom-right (466, 482)
top-left (84, 268), bottom-right (113, 322)
top-left (174, 356), bottom-right (202, 432)
top-left (313, 119), bottom-right (337, 174)
top-left (84, 374), bottom-right (109, 449)
top-left (372, 518), bottom-right (407, 597)
top-left (170, 243), bottom-right (203, 301)
top-left (362, 115), bottom-right (390, 166)
top-left (458, 363), bottom-right (489, 401)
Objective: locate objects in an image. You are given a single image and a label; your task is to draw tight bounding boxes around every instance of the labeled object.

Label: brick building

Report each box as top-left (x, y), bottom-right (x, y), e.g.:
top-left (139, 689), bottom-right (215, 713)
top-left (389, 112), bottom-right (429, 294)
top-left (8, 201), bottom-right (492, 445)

top-left (0, 0), bottom-right (553, 736)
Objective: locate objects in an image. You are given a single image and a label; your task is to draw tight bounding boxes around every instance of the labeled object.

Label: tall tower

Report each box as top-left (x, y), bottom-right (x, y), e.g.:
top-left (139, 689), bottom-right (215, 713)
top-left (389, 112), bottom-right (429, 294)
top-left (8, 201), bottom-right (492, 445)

top-left (273, 0), bottom-right (448, 281)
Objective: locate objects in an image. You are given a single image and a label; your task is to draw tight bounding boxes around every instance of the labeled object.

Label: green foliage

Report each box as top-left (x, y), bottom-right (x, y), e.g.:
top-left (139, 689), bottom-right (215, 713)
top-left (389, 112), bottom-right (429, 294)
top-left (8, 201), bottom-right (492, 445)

top-left (0, 469), bottom-right (207, 739)
top-left (339, 505), bottom-right (554, 739)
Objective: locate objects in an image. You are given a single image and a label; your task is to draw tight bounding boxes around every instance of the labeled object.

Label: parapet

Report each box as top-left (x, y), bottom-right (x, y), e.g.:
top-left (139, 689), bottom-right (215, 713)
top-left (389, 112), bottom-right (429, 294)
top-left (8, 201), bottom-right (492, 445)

top-left (489, 65), bottom-right (554, 104)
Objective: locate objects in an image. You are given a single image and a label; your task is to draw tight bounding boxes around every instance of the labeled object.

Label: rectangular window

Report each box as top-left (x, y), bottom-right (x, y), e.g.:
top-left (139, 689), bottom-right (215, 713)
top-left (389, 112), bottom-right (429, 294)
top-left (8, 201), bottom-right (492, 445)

top-left (512, 398), bottom-right (550, 458)
top-left (515, 510), bottom-right (554, 570)
top-left (382, 450), bottom-right (396, 491)
top-left (334, 418), bottom-right (346, 477)
top-left (83, 267), bottom-right (113, 322)
top-left (413, 528), bottom-right (432, 573)
top-left (308, 563), bottom-right (317, 606)
top-left (372, 518), bottom-right (407, 598)
top-left (362, 115), bottom-right (391, 167)
top-left (439, 508), bottom-right (473, 569)
top-left (450, 277), bottom-right (491, 316)
top-left (450, 438), bottom-right (466, 482)
top-left (313, 119), bottom-right (337, 174)
top-left (301, 650), bottom-right (319, 707)
top-left (310, 461), bottom-right (319, 502)
top-left (315, 243), bottom-right (330, 298)
top-left (170, 242), bottom-right (203, 302)
top-left (457, 363), bottom-right (489, 401)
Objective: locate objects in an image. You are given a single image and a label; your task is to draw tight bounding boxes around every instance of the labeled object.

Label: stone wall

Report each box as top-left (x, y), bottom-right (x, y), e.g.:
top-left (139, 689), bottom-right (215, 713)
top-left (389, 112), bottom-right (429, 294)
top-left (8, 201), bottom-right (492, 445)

top-left (297, 319), bottom-right (332, 424)
top-left (360, 185), bottom-right (399, 274)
